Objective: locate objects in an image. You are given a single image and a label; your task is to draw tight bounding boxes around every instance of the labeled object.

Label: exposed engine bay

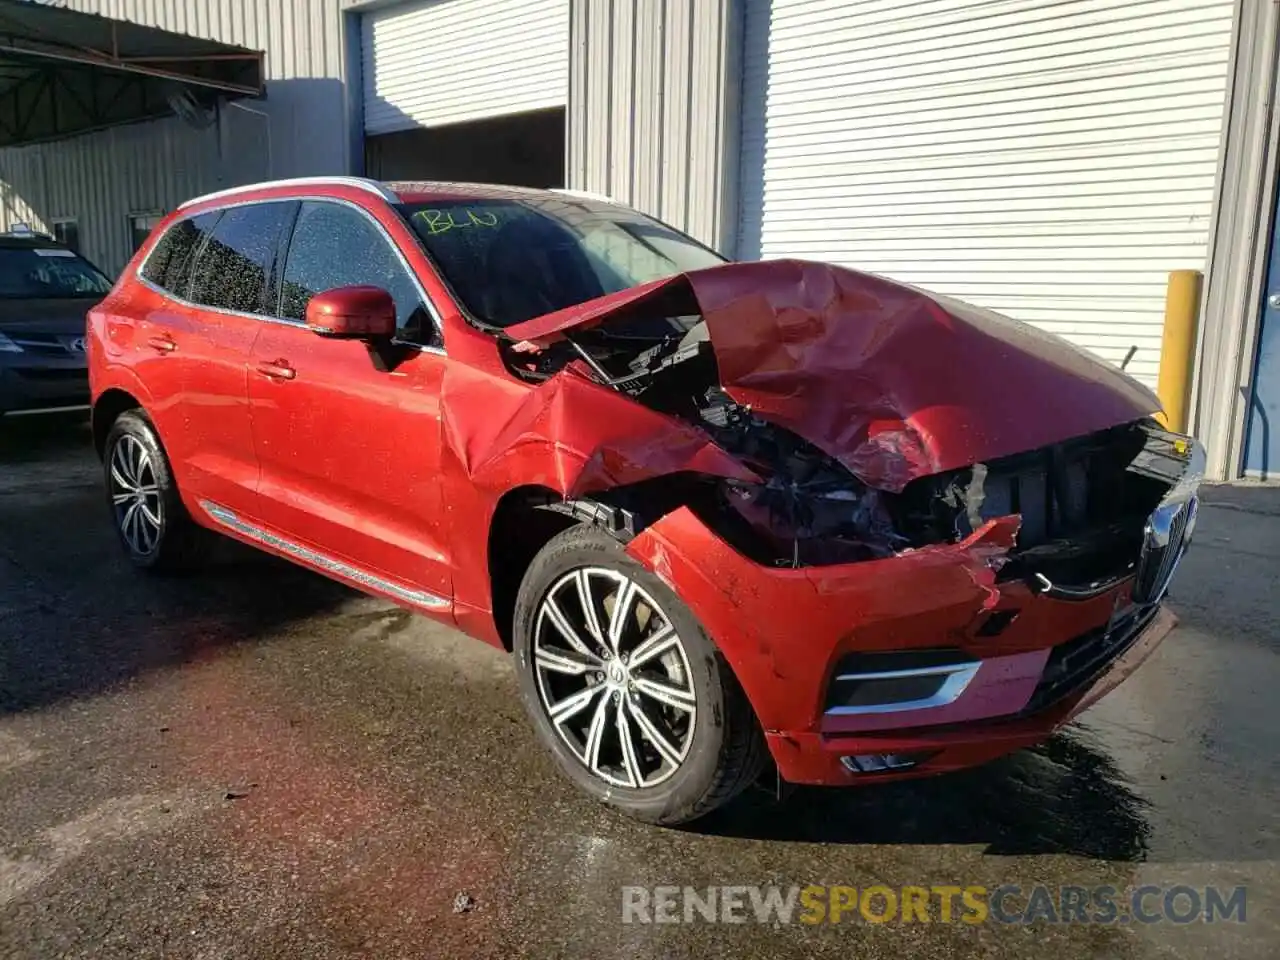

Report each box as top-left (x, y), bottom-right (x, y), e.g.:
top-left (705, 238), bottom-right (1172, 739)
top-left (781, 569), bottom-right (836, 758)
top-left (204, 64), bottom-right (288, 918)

top-left (503, 309), bottom-right (1188, 588)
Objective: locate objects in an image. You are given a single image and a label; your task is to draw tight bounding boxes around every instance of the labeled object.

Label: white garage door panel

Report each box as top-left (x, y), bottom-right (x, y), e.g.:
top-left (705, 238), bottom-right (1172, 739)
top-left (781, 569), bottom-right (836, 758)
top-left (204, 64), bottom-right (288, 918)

top-left (362, 0), bottom-right (568, 135)
top-left (741, 0), bottom-right (1235, 388)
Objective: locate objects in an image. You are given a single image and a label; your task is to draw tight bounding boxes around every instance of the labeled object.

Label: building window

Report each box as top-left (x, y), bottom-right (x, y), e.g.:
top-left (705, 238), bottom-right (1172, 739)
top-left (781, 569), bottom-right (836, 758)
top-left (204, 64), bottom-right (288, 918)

top-left (51, 219), bottom-right (79, 252)
top-left (128, 213), bottom-right (163, 253)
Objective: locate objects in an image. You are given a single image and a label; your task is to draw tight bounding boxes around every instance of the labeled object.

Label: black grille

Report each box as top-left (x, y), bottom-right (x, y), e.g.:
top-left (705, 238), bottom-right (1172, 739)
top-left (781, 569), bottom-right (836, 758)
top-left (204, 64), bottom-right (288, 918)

top-left (1132, 502), bottom-right (1191, 603)
top-left (9, 334), bottom-right (72, 356)
top-left (12, 367), bottom-right (87, 382)
top-left (1022, 605), bottom-right (1158, 715)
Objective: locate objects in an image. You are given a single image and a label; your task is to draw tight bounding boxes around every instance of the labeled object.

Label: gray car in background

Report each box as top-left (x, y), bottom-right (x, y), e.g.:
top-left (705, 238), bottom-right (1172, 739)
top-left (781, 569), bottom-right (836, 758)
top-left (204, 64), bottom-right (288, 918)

top-left (0, 232), bottom-right (113, 419)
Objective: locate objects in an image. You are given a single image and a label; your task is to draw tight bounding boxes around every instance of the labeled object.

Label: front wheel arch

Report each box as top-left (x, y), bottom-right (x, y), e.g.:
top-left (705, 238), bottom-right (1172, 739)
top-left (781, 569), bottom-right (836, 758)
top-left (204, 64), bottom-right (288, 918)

top-left (511, 524), bottom-right (767, 824)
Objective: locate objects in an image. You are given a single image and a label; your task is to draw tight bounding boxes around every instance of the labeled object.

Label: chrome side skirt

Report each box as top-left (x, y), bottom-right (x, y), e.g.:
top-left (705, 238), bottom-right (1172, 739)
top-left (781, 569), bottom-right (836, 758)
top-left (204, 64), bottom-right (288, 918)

top-left (199, 500), bottom-right (450, 611)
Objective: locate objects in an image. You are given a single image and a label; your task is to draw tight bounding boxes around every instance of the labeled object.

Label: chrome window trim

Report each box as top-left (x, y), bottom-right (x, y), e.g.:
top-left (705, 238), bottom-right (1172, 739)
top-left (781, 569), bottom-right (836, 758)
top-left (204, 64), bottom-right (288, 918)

top-left (135, 194), bottom-right (447, 356)
top-left (200, 500), bottom-right (450, 610)
top-left (824, 662), bottom-right (981, 717)
top-left (177, 176), bottom-right (398, 210)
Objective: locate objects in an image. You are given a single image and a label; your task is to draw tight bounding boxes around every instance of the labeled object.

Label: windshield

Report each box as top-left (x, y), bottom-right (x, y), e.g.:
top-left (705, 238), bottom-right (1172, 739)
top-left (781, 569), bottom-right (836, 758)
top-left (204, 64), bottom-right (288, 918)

top-left (0, 246), bottom-right (112, 299)
top-left (399, 196), bottom-right (725, 328)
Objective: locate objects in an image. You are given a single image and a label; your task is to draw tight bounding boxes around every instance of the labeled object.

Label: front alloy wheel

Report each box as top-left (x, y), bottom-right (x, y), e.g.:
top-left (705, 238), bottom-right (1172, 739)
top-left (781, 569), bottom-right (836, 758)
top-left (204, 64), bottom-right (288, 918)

top-left (533, 567), bottom-right (698, 789)
top-left (513, 525), bottom-right (766, 825)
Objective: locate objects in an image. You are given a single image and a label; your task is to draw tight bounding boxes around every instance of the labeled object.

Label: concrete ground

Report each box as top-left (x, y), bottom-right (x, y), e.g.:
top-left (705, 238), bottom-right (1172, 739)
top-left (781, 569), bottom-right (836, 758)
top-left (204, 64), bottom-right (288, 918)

top-left (1, 416), bottom-right (1277, 959)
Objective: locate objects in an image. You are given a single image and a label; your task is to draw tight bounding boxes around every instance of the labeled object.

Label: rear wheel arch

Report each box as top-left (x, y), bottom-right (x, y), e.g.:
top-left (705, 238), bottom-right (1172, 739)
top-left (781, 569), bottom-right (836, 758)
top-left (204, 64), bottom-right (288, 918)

top-left (92, 388), bottom-right (143, 459)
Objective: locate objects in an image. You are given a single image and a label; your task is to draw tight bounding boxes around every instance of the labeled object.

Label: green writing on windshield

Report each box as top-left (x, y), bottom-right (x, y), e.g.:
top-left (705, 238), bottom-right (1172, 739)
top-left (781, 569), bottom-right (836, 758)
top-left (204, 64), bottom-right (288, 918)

top-left (414, 208), bottom-right (500, 235)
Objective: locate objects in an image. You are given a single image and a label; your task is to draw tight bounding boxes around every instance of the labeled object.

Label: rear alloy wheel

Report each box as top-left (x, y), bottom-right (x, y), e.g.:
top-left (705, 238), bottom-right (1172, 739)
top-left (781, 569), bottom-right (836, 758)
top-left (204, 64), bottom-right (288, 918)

top-left (109, 433), bottom-right (163, 557)
top-left (513, 525), bottom-right (766, 824)
top-left (103, 410), bottom-right (209, 572)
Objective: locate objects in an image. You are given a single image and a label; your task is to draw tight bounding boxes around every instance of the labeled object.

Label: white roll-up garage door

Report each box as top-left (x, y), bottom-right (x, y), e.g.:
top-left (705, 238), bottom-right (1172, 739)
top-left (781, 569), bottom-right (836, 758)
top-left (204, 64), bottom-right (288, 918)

top-left (362, 0), bottom-right (569, 136)
top-left (739, 0), bottom-right (1235, 387)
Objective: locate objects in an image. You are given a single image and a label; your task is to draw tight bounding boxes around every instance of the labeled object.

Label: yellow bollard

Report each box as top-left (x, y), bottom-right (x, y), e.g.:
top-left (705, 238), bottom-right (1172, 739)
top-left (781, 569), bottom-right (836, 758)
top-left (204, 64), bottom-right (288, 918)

top-left (1155, 270), bottom-right (1203, 433)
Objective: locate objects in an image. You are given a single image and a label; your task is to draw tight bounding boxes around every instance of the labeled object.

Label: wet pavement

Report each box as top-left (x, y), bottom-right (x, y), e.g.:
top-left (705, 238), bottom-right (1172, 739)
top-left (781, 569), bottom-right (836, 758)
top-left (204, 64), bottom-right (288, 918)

top-left (1, 416), bottom-right (1278, 959)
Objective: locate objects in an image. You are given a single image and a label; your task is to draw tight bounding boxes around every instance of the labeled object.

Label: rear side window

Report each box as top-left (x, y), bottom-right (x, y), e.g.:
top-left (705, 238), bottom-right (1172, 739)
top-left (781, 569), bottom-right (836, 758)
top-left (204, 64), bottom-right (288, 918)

top-left (140, 212), bottom-right (219, 297)
top-left (187, 202), bottom-right (294, 315)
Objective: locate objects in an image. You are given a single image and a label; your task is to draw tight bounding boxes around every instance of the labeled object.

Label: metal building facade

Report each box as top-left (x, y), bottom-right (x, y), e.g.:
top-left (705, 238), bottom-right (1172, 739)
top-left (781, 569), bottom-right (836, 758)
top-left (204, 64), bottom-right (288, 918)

top-left (737, 0), bottom-right (1236, 390)
top-left (0, 0), bottom-right (1267, 480)
top-left (0, 0), bottom-right (354, 274)
top-left (565, 0), bottom-right (742, 253)
top-left (362, 0), bottom-right (568, 135)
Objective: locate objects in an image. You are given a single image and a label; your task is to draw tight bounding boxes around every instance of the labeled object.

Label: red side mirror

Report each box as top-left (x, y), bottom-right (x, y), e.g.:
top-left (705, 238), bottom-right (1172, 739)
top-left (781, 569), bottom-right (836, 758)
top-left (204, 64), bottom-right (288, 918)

top-left (305, 286), bottom-right (396, 340)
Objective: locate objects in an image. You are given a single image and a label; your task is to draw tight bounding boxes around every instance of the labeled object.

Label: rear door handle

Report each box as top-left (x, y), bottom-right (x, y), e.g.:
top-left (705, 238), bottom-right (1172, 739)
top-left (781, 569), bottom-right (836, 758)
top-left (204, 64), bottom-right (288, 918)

top-left (256, 359), bottom-right (296, 381)
top-left (147, 335), bottom-right (176, 353)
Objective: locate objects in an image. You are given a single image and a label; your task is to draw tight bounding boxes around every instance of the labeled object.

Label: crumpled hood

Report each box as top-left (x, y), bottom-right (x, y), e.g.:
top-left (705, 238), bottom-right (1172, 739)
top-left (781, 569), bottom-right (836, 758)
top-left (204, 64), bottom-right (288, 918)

top-left (505, 259), bottom-right (1160, 492)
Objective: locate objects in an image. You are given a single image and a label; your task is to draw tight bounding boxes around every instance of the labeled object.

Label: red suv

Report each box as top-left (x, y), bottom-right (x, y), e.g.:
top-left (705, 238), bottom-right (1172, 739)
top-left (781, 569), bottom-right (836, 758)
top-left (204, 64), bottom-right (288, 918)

top-left (88, 177), bottom-right (1202, 824)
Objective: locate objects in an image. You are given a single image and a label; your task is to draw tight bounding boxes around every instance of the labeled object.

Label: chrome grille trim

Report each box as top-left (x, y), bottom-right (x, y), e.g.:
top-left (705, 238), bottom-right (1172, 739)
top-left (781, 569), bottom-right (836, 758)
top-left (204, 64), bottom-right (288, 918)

top-left (1132, 439), bottom-right (1204, 604)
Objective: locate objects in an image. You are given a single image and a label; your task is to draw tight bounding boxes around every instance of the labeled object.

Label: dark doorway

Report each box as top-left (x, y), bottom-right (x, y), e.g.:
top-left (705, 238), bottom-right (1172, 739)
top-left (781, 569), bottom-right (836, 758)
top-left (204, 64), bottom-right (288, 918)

top-left (364, 106), bottom-right (564, 188)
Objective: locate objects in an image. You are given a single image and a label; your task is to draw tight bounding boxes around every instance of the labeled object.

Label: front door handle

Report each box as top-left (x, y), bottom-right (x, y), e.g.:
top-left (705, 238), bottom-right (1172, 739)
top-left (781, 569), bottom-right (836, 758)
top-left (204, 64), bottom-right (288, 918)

top-left (1269, 293), bottom-right (1280, 309)
top-left (147, 335), bottom-right (176, 354)
top-left (256, 359), bottom-right (296, 381)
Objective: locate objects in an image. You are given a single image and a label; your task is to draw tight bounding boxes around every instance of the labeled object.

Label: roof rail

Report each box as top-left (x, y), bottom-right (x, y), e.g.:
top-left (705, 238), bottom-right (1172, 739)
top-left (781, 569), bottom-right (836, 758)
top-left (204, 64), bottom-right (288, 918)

top-left (178, 176), bottom-right (398, 210)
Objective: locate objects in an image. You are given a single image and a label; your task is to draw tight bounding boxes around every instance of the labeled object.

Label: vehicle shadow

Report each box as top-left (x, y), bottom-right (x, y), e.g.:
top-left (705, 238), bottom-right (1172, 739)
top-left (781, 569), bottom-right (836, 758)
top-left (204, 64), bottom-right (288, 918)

top-left (0, 411), bottom-right (92, 463)
top-left (0, 417), bottom-right (367, 715)
top-left (694, 726), bottom-right (1150, 861)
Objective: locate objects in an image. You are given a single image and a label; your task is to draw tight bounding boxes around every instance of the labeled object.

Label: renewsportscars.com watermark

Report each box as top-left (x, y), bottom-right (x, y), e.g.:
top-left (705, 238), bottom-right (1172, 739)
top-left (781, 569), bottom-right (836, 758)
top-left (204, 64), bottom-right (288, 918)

top-left (621, 884), bottom-right (1248, 925)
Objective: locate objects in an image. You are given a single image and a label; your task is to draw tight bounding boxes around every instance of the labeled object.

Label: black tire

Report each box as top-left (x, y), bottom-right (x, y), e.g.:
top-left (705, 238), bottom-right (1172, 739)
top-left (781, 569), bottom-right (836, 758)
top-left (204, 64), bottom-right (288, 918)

top-left (102, 409), bottom-right (209, 573)
top-left (513, 525), bottom-right (766, 825)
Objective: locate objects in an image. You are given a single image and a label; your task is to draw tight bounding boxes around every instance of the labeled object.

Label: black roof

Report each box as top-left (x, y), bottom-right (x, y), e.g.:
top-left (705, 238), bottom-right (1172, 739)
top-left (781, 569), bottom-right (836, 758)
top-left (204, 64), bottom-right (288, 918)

top-left (0, 234), bottom-right (62, 248)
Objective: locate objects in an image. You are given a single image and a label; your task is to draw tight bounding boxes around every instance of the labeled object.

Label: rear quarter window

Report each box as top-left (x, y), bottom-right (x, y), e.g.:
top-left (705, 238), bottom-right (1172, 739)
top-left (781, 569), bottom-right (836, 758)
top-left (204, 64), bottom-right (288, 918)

top-left (140, 212), bottom-right (220, 298)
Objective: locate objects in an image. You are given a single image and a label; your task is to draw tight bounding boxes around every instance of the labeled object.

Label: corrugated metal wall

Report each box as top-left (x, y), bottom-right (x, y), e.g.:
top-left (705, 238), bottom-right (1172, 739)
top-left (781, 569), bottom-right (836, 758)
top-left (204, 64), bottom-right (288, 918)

top-left (363, 0), bottom-right (568, 135)
top-left (566, 0), bottom-right (741, 252)
top-left (738, 0), bottom-right (1236, 389)
top-left (0, 0), bottom-right (355, 274)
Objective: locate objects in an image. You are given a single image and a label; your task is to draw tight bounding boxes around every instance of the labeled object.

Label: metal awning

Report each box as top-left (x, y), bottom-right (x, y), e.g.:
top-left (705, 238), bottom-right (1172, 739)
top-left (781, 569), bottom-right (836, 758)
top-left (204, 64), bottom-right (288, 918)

top-left (0, 0), bottom-right (264, 147)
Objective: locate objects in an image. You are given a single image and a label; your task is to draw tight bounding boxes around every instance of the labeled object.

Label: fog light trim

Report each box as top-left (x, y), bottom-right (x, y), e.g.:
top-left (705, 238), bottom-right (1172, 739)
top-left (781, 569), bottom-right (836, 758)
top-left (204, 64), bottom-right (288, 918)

top-left (824, 661), bottom-right (980, 716)
top-left (840, 752), bottom-right (934, 773)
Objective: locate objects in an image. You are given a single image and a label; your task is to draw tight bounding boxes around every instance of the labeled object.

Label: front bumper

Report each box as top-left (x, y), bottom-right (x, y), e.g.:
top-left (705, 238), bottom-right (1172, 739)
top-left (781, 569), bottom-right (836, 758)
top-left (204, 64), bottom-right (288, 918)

top-left (0, 359), bottom-right (89, 415)
top-left (626, 500), bottom-right (1186, 787)
top-left (767, 604), bottom-right (1175, 784)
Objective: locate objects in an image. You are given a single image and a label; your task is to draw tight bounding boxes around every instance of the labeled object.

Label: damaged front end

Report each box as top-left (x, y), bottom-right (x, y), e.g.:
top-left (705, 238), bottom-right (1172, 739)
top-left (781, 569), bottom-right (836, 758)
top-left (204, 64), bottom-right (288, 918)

top-left (889, 419), bottom-right (1202, 602)
top-left (485, 259), bottom-right (1202, 784)
top-left (643, 391), bottom-right (1201, 608)
top-left (499, 259), bottom-right (1201, 598)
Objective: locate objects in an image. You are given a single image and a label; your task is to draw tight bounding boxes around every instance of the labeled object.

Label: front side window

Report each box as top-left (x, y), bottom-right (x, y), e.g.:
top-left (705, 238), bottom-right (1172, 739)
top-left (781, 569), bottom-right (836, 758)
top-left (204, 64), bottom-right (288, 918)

top-left (140, 212), bottom-right (220, 297)
top-left (278, 200), bottom-right (434, 344)
top-left (0, 245), bottom-right (112, 299)
top-left (398, 196), bottom-right (725, 328)
top-left (187, 202), bottom-right (294, 315)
